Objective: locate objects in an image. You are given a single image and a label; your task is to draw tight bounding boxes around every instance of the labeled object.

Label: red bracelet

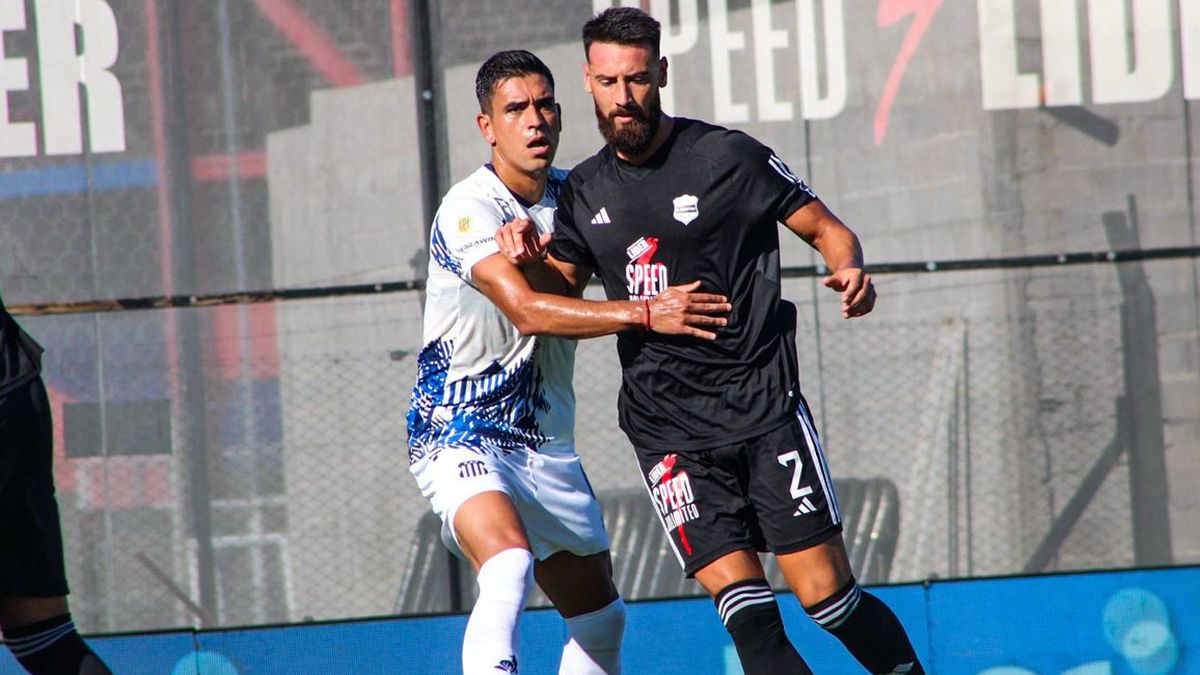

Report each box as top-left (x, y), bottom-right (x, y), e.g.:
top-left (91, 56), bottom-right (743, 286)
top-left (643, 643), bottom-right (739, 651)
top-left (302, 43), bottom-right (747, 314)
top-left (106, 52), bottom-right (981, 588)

top-left (643, 299), bottom-right (652, 332)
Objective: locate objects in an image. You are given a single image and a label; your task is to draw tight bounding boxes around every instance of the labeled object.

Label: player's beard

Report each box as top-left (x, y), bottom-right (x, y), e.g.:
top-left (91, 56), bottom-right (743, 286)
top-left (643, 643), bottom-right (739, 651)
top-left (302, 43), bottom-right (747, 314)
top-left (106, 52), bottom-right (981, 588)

top-left (594, 90), bottom-right (661, 158)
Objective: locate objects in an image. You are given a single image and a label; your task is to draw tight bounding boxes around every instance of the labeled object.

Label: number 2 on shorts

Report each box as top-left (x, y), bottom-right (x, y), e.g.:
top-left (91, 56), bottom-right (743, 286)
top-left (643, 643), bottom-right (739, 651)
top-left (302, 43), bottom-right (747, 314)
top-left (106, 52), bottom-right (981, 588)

top-left (777, 451), bottom-right (815, 500)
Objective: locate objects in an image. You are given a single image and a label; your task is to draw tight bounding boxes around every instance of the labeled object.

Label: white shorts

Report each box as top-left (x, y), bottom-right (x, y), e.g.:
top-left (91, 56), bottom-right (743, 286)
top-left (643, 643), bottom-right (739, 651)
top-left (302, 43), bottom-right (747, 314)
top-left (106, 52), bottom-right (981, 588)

top-left (409, 446), bottom-right (609, 562)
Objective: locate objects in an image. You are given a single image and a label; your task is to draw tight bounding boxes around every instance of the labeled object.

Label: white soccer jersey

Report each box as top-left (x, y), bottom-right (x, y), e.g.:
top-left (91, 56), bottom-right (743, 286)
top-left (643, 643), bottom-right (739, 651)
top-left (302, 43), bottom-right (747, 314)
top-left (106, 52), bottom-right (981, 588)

top-left (406, 165), bottom-right (575, 464)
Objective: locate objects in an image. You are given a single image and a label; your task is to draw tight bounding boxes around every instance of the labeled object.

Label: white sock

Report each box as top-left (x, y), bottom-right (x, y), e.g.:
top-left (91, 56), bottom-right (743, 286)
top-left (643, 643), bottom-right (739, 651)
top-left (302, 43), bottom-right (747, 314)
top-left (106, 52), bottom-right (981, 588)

top-left (559, 596), bottom-right (626, 674)
top-left (462, 548), bottom-right (534, 674)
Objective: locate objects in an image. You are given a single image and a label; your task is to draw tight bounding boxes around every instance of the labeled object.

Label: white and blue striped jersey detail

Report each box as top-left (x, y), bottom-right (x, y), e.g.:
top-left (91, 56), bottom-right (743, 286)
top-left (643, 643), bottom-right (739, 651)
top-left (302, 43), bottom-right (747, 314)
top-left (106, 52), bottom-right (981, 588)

top-left (429, 223), bottom-right (463, 279)
top-left (407, 165), bottom-right (573, 465)
top-left (407, 337), bottom-right (553, 462)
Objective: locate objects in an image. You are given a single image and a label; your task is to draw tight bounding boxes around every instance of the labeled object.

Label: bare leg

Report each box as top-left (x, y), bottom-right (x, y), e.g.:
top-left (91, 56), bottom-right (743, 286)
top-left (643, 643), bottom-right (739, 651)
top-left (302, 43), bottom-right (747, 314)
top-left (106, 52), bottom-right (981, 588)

top-left (452, 491), bottom-right (535, 675)
top-left (778, 534), bottom-right (923, 674)
top-left (692, 549), bottom-right (767, 596)
top-left (534, 550), bottom-right (618, 618)
top-left (693, 550), bottom-right (812, 675)
top-left (536, 551), bottom-right (624, 673)
top-left (453, 490), bottom-right (530, 571)
top-left (775, 533), bottom-right (854, 606)
top-left (0, 596), bottom-right (113, 675)
top-left (0, 596), bottom-right (69, 629)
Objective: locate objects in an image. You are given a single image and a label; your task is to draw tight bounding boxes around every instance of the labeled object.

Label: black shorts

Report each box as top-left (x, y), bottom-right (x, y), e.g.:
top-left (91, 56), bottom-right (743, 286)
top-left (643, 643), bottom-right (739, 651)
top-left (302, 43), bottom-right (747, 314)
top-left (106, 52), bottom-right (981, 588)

top-left (633, 396), bottom-right (842, 577)
top-left (0, 377), bottom-right (69, 597)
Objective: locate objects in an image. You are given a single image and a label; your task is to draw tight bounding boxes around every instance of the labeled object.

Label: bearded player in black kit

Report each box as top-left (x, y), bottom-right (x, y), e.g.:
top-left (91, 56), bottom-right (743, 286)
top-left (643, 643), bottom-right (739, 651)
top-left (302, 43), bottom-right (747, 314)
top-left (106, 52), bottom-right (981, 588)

top-left (0, 294), bottom-right (112, 675)
top-left (496, 7), bottom-right (925, 674)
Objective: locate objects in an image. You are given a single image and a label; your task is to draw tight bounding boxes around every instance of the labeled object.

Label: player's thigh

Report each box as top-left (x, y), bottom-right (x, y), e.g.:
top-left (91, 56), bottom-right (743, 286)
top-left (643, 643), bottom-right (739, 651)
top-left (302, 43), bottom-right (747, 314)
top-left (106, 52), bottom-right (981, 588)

top-left (692, 548), bottom-right (768, 597)
top-left (521, 452), bottom-right (609, 562)
top-left (745, 413), bottom-right (850, 605)
top-left (775, 533), bottom-right (854, 606)
top-left (410, 446), bottom-right (530, 570)
top-left (533, 550), bottom-right (618, 618)
top-left (634, 446), bottom-right (760, 578)
top-left (745, 416), bottom-right (842, 558)
top-left (453, 491), bottom-right (530, 571)
top-left (0, 595), bottom-right (69, 632)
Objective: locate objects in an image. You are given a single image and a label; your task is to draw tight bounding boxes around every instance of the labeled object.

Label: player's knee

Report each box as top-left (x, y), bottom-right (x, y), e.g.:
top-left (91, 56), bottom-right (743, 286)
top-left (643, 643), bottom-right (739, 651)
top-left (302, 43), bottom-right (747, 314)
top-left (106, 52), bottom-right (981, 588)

top-left (477, 547), bottom-right (535, 601)
top-left (805, 579), bottom-right (923, 674)
top-left (565, 596), bottom-right (625, 651)
top-left (463, 549), bottom-right (535, 675)
top-left (804, 577), bottom-right (863, 633)
top-left (715, 579), bottom-right (812, 675)
top-left (560, 597), bottom-right (625, 674)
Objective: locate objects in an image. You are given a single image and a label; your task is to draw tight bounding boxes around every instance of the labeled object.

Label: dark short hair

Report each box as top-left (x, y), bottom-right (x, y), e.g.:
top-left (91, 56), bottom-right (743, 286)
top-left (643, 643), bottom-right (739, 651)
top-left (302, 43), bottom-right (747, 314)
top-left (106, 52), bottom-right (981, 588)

top-left (475, 50), bottom-right (555, 113)
top-left (582, 7), bottom-right (661, 60)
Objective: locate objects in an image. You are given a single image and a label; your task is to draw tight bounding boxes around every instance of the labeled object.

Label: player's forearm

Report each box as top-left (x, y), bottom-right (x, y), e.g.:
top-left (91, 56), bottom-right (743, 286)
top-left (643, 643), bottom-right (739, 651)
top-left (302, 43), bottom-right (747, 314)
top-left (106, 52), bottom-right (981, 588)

top-left (521, 260), bottom-right (576, 297)
top-left (813, 222), bottom-right (865, 272)
top-left (509, 294), bottom-right (644, 338)
top-left (785, 200), bottom-right (866, 271)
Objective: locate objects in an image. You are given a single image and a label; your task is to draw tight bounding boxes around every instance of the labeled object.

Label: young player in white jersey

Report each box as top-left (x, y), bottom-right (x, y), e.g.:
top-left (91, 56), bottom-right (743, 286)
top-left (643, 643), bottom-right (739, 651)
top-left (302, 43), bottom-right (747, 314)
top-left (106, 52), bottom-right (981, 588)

top-left (406, 50), bottom-right (731, 675)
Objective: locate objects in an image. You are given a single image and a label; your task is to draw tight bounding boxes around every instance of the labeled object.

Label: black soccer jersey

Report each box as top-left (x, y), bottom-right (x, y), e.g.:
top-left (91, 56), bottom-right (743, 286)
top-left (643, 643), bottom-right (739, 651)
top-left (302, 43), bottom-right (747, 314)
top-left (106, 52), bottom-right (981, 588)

top-left (0, 292), bottom-right (43, 399)
top-left (549, 118), bottom-right (817, 451)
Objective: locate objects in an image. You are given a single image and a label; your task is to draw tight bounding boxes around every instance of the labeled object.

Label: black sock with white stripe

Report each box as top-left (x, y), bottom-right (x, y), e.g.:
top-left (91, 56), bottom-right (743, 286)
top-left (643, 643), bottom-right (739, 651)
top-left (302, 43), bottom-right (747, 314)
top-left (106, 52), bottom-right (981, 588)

top-left (805, 579), bottom-right (924, 674)
top-left (2, 613), bottom-right (110, 675)
top-left (714, 579), bottom-right (813, 675)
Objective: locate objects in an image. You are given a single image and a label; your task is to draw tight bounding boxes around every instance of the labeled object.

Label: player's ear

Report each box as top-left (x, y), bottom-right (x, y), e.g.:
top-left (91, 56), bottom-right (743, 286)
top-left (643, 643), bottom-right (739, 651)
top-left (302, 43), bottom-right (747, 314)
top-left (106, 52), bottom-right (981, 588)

top-left (658, 56), bottom-right (668, 88)
top-left (582, 62), bottom-right (593, 94)
top-left (554, 103), bottom-right (563, 133)
top-left (477, 112), bottom-right (496, 146)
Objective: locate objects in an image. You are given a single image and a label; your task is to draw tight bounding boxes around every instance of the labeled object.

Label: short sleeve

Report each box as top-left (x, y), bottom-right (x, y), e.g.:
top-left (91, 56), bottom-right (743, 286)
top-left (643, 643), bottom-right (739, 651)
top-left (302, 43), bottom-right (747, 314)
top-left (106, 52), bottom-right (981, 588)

top-left (547, 177), bottom-right (598, 270)
top-left (734, 136), bottom-right (818, 223)
top-left (429, 197), bottom-right (502, 284)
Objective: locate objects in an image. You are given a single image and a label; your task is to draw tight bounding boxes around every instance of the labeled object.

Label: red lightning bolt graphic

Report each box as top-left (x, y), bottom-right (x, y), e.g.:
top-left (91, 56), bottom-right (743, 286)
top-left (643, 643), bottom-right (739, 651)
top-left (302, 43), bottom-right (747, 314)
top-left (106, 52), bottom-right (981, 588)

top-left (874, 0), bottom-right (944, 146)
top-left (636, 237), bottom-right (660, 265)
top-left (656, 455), bottom-right (693, 555)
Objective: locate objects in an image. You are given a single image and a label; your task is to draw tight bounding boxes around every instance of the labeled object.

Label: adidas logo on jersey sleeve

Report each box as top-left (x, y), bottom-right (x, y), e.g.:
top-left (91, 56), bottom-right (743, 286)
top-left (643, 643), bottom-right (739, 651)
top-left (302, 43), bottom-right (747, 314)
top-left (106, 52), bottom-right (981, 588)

top-left (590, 207), bottom-right (611, 225)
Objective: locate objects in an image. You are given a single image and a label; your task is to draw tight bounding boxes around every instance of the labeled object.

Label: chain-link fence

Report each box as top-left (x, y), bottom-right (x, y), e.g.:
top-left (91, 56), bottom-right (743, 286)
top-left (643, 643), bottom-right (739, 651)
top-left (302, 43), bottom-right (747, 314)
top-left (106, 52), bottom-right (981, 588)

top-left (11, 257), bottom-right (1196, 633)
top-left (2, 0), bottom-right (1199, 636)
